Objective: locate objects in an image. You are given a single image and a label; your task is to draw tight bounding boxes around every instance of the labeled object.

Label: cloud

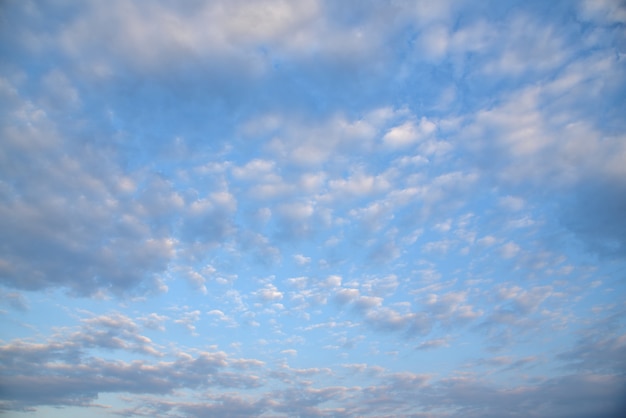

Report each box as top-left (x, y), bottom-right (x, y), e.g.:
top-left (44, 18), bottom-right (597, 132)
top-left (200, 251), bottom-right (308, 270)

top-left (423, 291), bottom-right (483, 326)
top-left (256, 284), bottom-right (284, 302)
top-left (496, 285), bottom-right (552, 315)
top-left (421, 373), bottom-right (626, 418)
top-left (2, 315), bottom-right (625, 418)
top-left (293, 254), bottom-right (311, 265)
top-left (139, 313), bottom-right (169, 332)
top-left (500, 242), bottom-right (521, 259)
top-left (416, 337), bottom-right (451, 351)
top-left (481, 15), bottom-right (570, 76)
top-left (74, 313), bottom-right (163, 356)
top-left (0, 310), bottom-right (268, 411)
top-left (0, 80), bottom-right (177, 297)
top-left (578, 0), bottom-right (626, 24)
top-left (0, 349), bottom-right (259, 410)
top-left (55, 0), bottom-right (320, 76)
top-left (0, 312), bottom-right (163, 376)
top-left (382, 117), bottom-right (437, 148)
top-left (334, 288), bottom-right (360, 306)
top-left (559, 329), bottom-right (626, 373)
top-left (181, 191), bottom-right (237, 246)
top-left (328, 170), bottom-right (391, 198)
top-left (173, 309), bottom-right (202, 334)
top-left (1, 1), bottom-right (625, 417)
top-left (0, 290), bottom-right (28, 312)
top-left (456, 49), bottom-right (626, 259)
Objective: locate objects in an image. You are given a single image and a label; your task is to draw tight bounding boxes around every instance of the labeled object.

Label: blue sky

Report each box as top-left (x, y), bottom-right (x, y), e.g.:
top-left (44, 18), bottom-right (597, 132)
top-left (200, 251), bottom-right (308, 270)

top-left (1, 0), bottom-right (626, 417)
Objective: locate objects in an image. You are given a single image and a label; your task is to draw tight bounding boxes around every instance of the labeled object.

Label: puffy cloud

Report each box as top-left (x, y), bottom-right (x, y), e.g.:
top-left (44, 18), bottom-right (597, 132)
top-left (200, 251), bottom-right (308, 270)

top-left (383, 117), bottom-right (437, 148)
top-left (324, 275), bottom-right (343, 288)
top-left (496, 285), bottom-right (553, 315)
top-left (0, 344), bottom-right (261, 411)
top-left (0, 81), bottom-right (175, 297)
top-left (0, 312), bottom-right (162, 373)
top-left (55, 0), bottom-right (320, 76)
top-left (328, 170), bottom-right (391, 197)
top-left (457, 53), bottom-right (626, 258)
top-left (334, 288), bottom-right (360, 305)
top-left (139, 313), bottom-right (169, 332)
top-left (256, 284), bottom-right (284, 302)
top-left (182, 191), bottom-right (237, 245)
top-left (293, 254), bottom-right (311, 265)
top-left (173, 309), bottom-right (202, 334)
top-left (1, 1), bottom-right (625, 417)
top-left (424, 291), bottom-right (483, 325)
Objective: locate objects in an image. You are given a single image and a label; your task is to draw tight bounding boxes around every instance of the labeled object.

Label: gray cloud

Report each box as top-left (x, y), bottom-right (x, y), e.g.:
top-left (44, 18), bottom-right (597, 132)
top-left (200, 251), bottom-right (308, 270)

top-left (0, 290), bottom-right (28, 312)
top-left (0, 83), bottom-right (176, 297)
top-left (0, 336), bottom-right (262, 411)
top-left (2, 321), bottom-right (624, 418)
top-left (558, 327), bottom-right (626, 374)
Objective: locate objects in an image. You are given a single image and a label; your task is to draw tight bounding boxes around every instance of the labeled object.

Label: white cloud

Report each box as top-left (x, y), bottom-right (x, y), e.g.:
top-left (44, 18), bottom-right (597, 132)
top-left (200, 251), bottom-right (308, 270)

top-left (256, 284), bottom-right (283, 302)
top-left (424, 291), bottom-right (482, 324)
top-left (477, 235), bottom-right (498, 247)
top-left (335, 288), bottom-right (360, 305)
top-left (420, 24), bottom-right (450, 60)
top-left (232, 159), bottom-right (276, 180)
top-left (578, 0), bottom-right (626, 24)
top-left (481, 15), bottom-right (570, 76)
top-left (174, 310), bottom-right (202, 334)
top-left (324, 275), bottom-right (342, 288)
top-left (383, 117), bottom-right (437, 148)
top-left (328, 170), bottom-right (391, 197)
top-left (293, 254), bottom-right (311, 265)
top-left (57, 0), bottom-right (321, 76)
top-left (501, 242), bottom-right (521, 259)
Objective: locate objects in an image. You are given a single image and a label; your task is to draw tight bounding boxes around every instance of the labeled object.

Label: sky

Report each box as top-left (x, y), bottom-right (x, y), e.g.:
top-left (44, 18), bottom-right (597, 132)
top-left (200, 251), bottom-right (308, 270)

top-left (1, 0), bottom-right (626, 417)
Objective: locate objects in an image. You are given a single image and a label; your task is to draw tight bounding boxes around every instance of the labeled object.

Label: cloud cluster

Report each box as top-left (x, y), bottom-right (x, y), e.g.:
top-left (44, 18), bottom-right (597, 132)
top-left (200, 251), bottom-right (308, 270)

top-left (2, 309), bottom-right (625, 418)
top-left (1, 0), bottom-right (625, 416)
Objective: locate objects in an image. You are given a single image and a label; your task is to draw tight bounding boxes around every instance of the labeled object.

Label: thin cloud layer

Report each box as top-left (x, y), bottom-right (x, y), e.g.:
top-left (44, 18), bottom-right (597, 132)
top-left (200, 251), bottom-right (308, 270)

top-left (1, 0), bottom-right (625, 417)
